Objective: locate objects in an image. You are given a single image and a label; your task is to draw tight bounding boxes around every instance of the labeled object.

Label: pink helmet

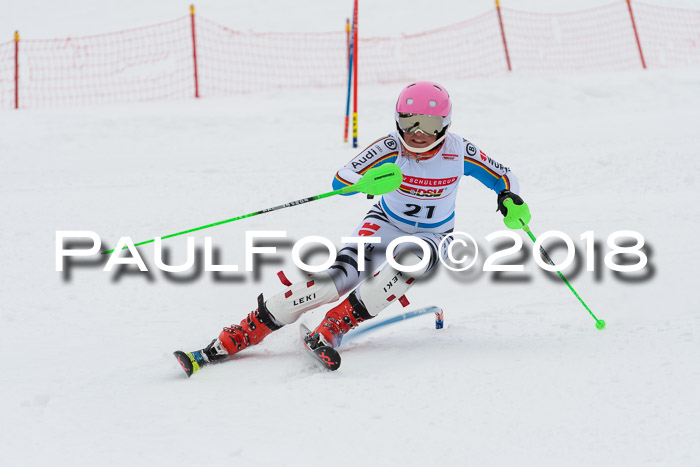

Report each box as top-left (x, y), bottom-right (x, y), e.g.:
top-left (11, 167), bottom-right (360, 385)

top-left (396, 81), bottom-right (452, 117)
top-left (395, 81), bottom-right (452, 154)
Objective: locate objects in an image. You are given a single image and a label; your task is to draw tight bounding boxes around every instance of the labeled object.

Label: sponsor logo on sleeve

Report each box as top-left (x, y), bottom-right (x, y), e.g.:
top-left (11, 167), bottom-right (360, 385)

top-left (351, 147), bottom-right (380, 169)
top-left (466, 146), bottom-right (511, 173)
top-left (384, 139), bottom-right (398, 151)
top-left (484, 154), bottom-right (510, 172)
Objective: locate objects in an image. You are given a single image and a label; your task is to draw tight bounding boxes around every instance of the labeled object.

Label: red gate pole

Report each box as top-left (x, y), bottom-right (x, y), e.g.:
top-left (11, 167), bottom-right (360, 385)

top-left (626, 0), bottom-right (646, 69)
top-left (495, 1), bottom-right (512, 71)
top-left (190, 5), bottom-right (200, 98)
top-left (14, 31), bottom-right (19, 109)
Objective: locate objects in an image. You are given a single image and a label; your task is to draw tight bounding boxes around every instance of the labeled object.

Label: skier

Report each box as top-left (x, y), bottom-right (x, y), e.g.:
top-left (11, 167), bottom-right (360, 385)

top-left (175, 81), bottom-right (530, 376)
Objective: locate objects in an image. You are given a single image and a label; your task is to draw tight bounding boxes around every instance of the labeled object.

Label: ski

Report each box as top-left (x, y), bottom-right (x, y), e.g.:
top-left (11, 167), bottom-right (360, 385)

top-left (300, 323), bottom-right (341, 371)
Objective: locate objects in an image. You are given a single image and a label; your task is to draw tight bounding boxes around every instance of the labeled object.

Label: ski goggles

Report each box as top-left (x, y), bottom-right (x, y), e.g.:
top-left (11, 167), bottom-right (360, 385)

top-left (396, 113), bottom-right (447, 135)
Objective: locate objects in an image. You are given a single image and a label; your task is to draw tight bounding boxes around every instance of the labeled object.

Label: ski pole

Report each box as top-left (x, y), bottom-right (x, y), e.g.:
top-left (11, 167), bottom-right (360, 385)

top-left (103, 163), bottom-right (403, 255)
top-left (502, 199), bottom-right (606, 330)
top-left (345, 306), bottom-right (443, 342)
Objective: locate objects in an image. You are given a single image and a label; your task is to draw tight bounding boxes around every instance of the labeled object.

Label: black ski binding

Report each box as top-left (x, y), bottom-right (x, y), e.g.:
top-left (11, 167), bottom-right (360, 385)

top-left (300, 324), bottom-right (341, 371)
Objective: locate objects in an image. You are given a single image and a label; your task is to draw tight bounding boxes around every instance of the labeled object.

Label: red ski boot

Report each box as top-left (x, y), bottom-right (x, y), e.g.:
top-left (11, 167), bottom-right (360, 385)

top-left (219, 294), bottom-right (284, 355)
top-left (310, 291), bottom-right (373, 348)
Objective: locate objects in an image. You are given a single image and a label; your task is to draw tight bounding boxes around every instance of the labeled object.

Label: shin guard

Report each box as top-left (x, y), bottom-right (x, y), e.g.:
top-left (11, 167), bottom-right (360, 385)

top-left (265, 272), bottom-right (340, 325)
top-left (357, 251), bottom-right (428, 316)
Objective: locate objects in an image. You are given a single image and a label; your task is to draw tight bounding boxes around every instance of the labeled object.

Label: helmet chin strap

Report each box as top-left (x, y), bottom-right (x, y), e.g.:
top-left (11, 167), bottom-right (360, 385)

top-left (400, 140), bottom-right (444, 159)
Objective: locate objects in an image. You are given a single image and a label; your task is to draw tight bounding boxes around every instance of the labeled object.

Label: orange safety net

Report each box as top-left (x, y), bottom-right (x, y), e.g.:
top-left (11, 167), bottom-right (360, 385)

top-left (1, 2), bottom-right (698, 109)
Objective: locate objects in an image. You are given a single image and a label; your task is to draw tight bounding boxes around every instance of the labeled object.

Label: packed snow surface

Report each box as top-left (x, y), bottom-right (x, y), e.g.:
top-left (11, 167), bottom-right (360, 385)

top-left (2, 1), bottom-right (700, 466)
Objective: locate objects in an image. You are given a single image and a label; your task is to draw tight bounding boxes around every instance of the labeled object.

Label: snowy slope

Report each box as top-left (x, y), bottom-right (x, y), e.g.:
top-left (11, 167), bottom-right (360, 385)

top-left (2, 1), bottom-right (700, 466)
top-left (2, 67), bottom-right (699, 467)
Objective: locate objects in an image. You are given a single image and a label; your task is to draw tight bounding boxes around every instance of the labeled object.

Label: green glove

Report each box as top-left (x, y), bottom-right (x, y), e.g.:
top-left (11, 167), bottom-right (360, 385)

top-left (497, 190), bottom-right (531, 229)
